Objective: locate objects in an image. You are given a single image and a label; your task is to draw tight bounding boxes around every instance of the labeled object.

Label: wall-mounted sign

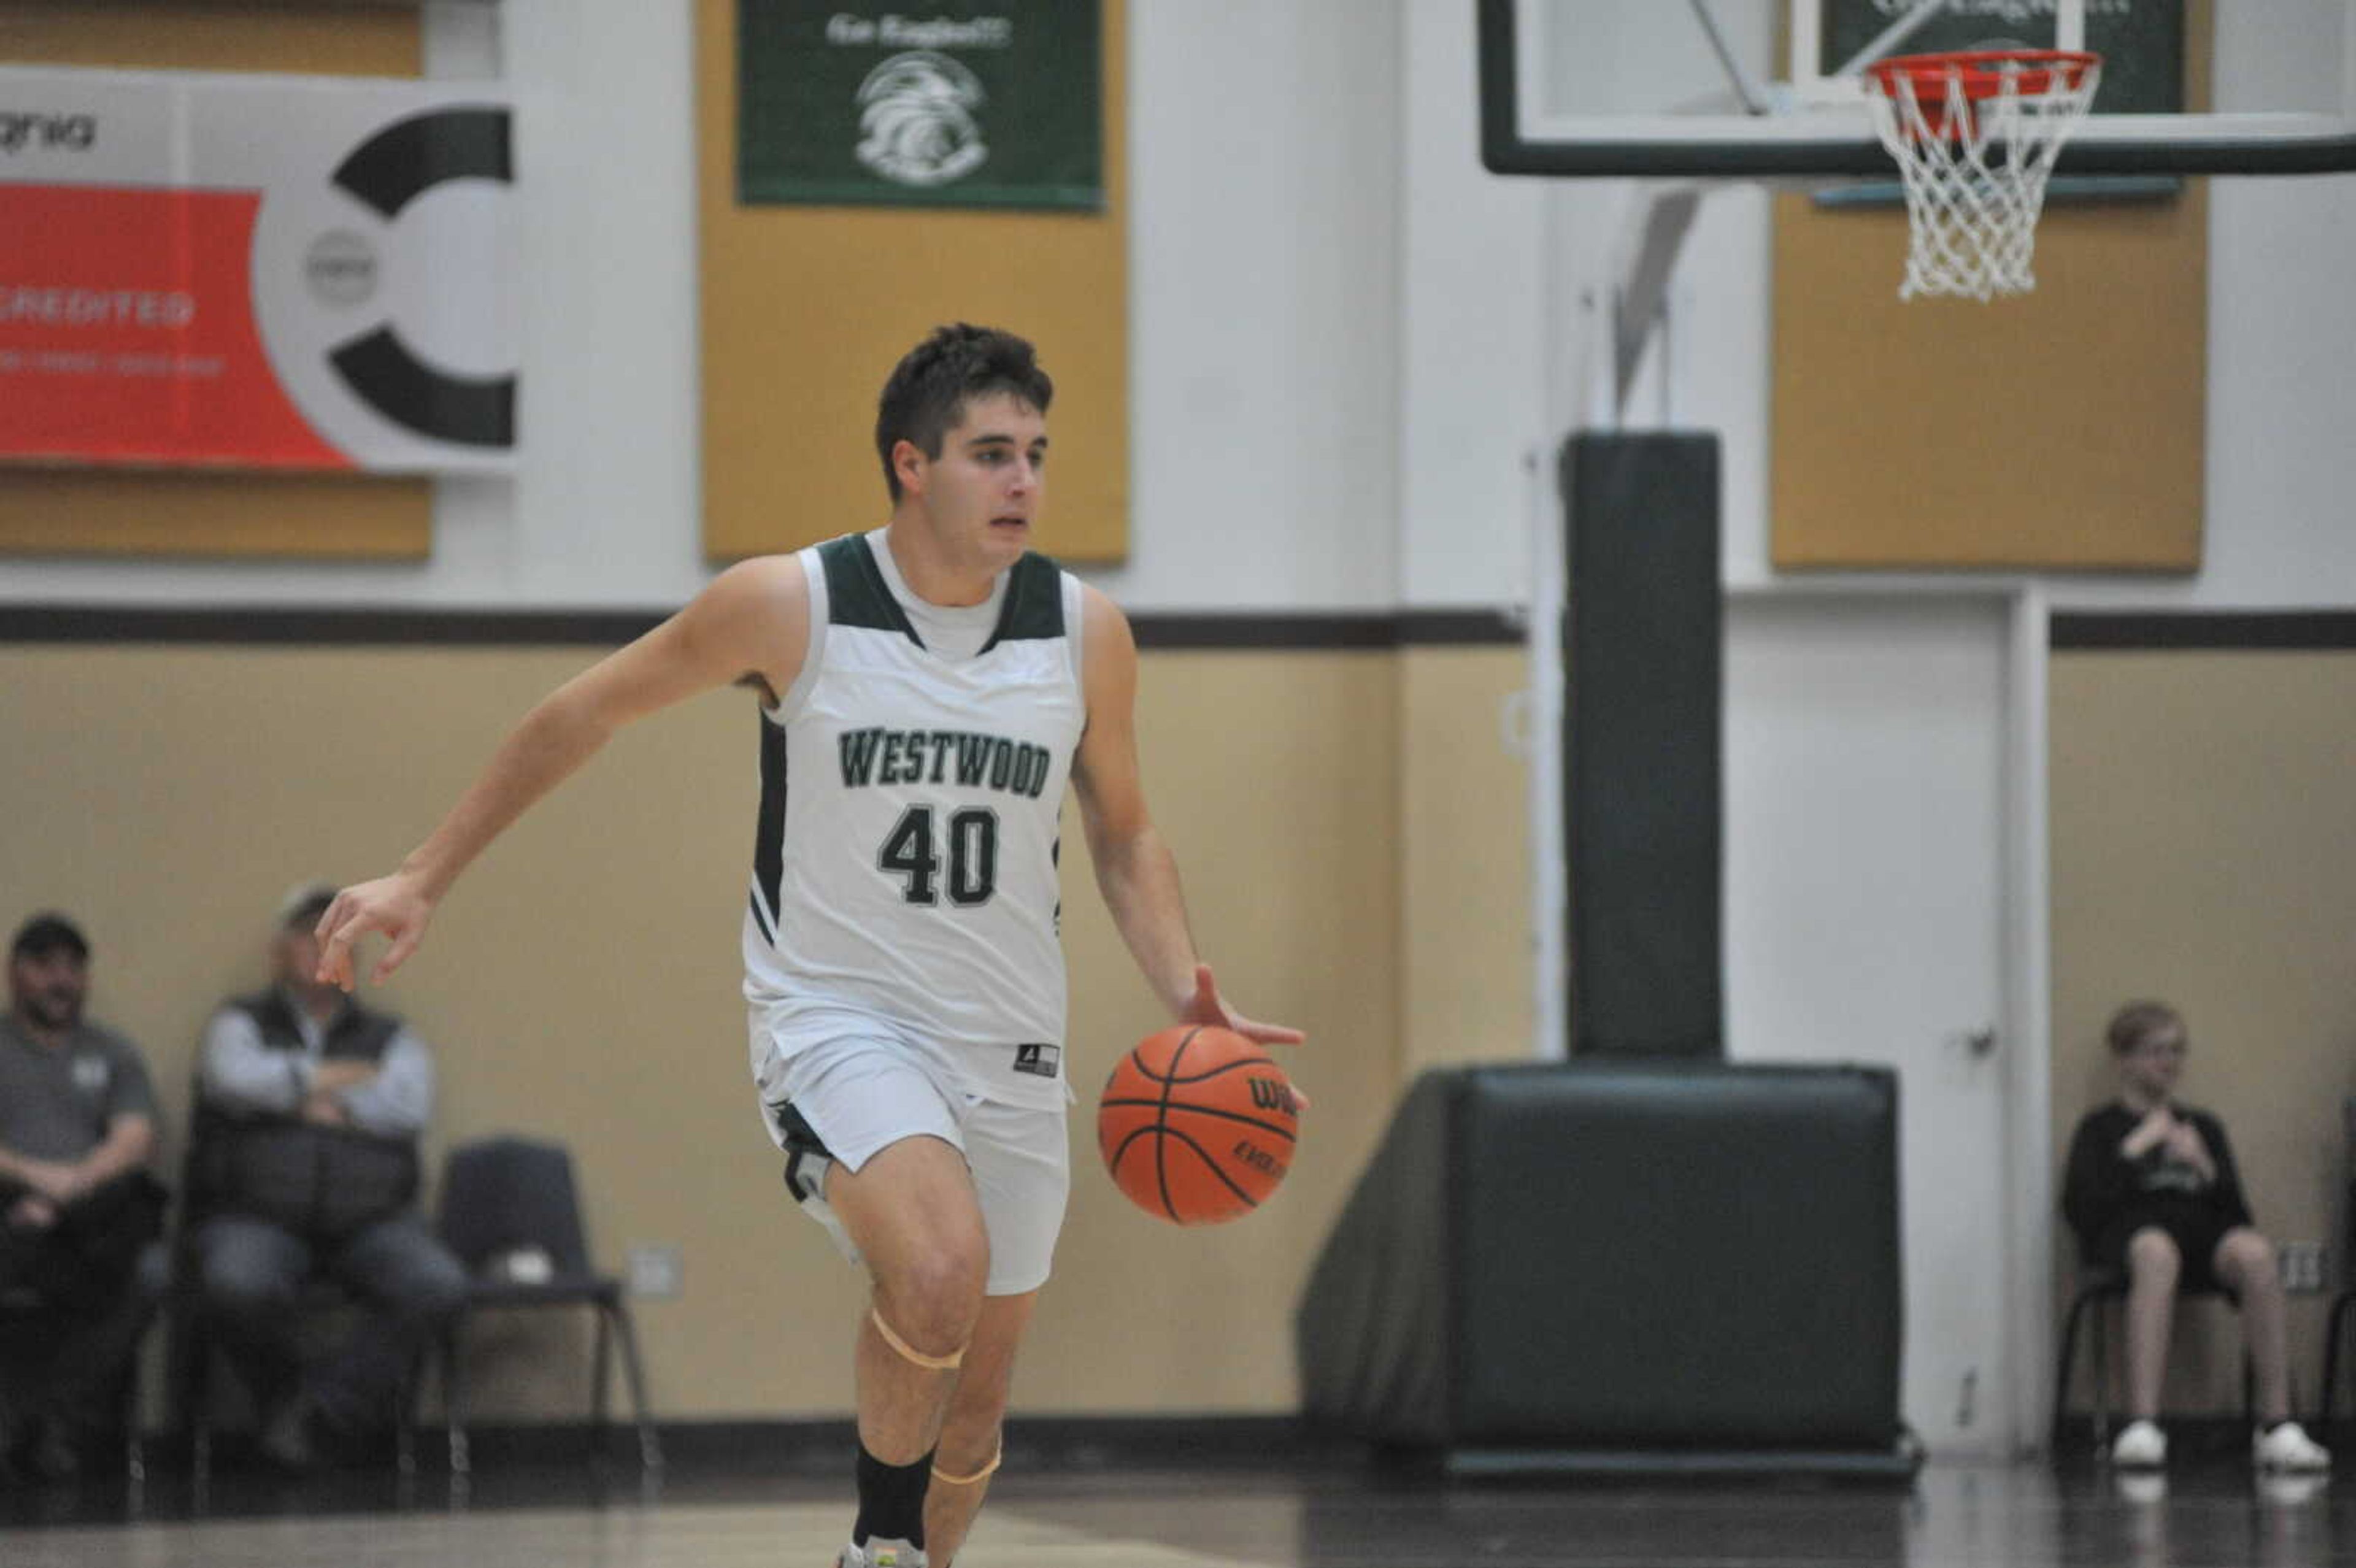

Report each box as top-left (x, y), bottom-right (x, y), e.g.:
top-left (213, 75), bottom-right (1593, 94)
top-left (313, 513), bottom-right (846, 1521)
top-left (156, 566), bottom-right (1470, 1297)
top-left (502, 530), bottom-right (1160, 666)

top-left (738, 1), bottom-right (1103, 210)
top-left (0, 67), bottom-right (516, 473)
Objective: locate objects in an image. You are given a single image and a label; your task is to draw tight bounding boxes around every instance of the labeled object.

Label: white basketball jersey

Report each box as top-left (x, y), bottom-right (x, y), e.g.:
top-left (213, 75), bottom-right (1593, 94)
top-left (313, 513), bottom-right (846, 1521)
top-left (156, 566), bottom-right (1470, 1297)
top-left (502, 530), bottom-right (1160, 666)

top-left (742, 532), bottom-right (1087, 1109)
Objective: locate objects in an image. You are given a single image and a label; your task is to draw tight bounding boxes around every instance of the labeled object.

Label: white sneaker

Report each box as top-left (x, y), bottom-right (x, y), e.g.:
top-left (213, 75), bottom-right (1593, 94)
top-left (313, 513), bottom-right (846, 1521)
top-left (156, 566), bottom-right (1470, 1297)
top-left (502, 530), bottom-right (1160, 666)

top-left (2254, 1420), bottom-right (2331, 1474)
top-left (2109, 1419), bottom-right (2167, 1469)
top-left (837, 1540), bottom-right (928, 1568)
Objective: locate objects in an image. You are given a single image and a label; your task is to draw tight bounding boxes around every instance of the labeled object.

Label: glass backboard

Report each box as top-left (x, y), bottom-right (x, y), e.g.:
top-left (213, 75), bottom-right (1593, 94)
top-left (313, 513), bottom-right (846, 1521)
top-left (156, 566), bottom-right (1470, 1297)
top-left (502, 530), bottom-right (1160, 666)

top-left (1481, 0), bottom-right (2356, 177)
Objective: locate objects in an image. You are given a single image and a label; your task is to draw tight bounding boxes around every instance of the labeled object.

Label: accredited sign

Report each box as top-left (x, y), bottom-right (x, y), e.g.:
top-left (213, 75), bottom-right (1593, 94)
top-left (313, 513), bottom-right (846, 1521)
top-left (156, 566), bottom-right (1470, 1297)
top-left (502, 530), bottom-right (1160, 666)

top-left (0, 67), bottom-right (516, 472)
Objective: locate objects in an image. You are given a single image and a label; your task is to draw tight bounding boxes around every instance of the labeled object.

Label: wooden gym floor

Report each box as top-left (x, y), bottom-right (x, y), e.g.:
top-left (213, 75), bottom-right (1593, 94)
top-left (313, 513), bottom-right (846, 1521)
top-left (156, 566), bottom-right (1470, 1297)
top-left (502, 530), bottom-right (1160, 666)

top-left (2, 1444), bottom-right (2352, 1567)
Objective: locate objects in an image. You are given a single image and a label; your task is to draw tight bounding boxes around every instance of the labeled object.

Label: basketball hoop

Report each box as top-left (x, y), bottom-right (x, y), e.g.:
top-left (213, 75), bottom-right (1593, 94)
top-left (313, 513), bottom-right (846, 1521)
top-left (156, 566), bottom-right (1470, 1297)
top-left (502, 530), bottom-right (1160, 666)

top-left (1862, 50), bottom-right (2102, 301)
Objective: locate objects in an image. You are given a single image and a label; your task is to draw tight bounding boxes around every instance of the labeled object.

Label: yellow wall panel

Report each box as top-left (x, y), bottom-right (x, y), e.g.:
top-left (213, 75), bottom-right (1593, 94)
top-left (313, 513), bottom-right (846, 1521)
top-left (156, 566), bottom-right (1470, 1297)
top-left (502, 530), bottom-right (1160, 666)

top-left (1398, 647), bottom-right (1532, 1072)
top-left (0, 2), bottom-right (422, 75)
top-left (1771, 187), bottom-right (2206, 571)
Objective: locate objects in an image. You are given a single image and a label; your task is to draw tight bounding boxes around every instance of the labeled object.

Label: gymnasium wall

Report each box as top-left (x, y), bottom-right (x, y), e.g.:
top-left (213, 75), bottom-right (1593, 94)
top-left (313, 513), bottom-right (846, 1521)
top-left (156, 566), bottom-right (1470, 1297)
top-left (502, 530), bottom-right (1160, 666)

top-left (4, 4), bottom-right (2352, 615)
top-left (2049, 648), bottom-right (2356, 1415)
top-left (1518, 6), bottom-right (2356, 609)
top-left (1493, 2), bottom-right (2356, 1445)
top-left (7, 0), bottom-right (2356, 1448)
top-left (0, 636), bottom-right (1530, 1421)
top-left (2, 0), bottom-right (1404, 613)
top-left (0, 0), bottom-right (1535, 1428)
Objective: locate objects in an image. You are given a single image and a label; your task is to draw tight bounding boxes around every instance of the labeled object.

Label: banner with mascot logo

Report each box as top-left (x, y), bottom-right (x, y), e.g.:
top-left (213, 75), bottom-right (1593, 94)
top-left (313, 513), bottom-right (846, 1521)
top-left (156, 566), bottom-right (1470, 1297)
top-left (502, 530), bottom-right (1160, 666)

top-left (737, 1), bottom-right (1101, 210)
top-left (0, 67), bottom-right (515, 473)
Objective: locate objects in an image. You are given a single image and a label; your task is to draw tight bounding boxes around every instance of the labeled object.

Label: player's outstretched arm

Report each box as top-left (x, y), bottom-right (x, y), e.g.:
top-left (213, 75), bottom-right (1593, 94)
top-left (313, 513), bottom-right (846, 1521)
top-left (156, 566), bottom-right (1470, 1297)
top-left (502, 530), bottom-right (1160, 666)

top-left (1070, 586), bottom-right (1304, 1050)
top-left (317, 557), bottom-right (809, 990)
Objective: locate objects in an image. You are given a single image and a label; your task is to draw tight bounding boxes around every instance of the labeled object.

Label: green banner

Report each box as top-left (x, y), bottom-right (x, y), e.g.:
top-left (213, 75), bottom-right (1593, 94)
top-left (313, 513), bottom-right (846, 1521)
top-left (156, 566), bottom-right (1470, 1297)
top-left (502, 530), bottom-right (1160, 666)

top-left (738, 1), bottom-right (1103, 210)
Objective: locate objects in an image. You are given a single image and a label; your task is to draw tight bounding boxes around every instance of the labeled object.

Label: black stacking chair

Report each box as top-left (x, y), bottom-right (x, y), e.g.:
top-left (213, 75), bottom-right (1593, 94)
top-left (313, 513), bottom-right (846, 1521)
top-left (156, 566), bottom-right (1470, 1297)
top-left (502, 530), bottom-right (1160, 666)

top-left (435, 1136), bottom-right (660, 1474)
top-left (2317, 1097), bottom-right (2356, 1435)
top-left (2052, 1261), bottom-right (2250, 1455)
top-left (0, 1257), bottom-right (156, 1482)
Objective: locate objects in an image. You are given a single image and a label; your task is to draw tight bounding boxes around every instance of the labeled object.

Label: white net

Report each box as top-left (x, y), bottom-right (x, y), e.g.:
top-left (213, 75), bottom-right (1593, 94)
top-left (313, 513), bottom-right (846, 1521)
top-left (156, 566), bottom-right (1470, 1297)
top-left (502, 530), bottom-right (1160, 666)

top-left (1863, 55), bottom-right (2101, 301)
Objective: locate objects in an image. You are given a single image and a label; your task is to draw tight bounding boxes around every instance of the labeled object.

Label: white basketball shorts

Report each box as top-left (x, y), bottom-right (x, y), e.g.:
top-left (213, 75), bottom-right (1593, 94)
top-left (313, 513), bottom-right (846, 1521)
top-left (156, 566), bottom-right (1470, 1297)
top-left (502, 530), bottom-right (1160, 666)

top-left (753, 1026), bottom-right (1071, 1297)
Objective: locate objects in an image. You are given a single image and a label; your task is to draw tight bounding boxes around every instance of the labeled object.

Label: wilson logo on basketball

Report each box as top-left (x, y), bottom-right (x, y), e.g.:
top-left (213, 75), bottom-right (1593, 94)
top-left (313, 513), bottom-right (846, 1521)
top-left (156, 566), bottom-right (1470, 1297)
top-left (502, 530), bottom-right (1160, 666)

top-left (1247, 1076), bottom-right (1297, 1115)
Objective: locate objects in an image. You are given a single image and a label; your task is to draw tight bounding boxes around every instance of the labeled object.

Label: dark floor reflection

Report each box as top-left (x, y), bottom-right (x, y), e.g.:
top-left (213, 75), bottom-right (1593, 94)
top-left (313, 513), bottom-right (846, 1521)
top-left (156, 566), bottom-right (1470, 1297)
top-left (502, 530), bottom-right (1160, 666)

top-left (1, 1445), bottom-right (2350, 1567)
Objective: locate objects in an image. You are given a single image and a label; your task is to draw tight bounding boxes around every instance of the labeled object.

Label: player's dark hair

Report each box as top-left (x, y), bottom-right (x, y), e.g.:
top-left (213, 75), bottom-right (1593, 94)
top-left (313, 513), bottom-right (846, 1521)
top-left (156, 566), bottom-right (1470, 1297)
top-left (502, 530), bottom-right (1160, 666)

top-left (2106, 999), bottom-right (2184, 1056)
top-left (874, 324), bottom-right (1053, 501)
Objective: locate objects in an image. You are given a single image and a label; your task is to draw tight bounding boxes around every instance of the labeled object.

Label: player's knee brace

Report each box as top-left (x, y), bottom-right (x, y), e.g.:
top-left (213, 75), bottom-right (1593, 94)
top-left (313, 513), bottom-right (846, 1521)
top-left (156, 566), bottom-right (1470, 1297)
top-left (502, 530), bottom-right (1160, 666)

top-left (932, 1435), bottom-right (1003, 1486)
top-left (871, 1305), bottom-right (966, 1371)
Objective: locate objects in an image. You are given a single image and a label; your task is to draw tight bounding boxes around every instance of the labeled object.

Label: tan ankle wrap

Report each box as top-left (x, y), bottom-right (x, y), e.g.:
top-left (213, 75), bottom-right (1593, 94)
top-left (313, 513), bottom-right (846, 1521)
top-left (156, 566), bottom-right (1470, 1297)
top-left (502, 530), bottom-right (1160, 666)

top-left (931, 1439), bottom-right (1003, 1486)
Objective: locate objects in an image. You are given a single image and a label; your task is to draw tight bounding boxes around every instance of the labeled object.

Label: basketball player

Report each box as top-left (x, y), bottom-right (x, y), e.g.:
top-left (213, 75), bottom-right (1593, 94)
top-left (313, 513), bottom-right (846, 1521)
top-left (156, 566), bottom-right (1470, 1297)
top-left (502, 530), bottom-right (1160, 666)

top-left (313, 325), bottom-right (1304, 1568)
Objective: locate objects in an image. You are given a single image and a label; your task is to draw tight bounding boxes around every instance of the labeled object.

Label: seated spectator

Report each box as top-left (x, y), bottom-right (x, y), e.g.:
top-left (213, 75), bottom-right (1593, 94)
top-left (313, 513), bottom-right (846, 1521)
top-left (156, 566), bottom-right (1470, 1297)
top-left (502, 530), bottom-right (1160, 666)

top-left (191, 884), bottom-right (464, 1470)
top-left (0, 912), bottom-right (167, 1481)
top-left (2061, 999), bottom-right (2330, 1474)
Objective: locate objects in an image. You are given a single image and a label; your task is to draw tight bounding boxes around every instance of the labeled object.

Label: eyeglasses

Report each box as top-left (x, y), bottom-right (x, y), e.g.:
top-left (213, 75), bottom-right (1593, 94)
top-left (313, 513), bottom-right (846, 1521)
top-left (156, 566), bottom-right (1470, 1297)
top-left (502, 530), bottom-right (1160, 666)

top-left (2129, 1039), bottom-right (2189, 1059)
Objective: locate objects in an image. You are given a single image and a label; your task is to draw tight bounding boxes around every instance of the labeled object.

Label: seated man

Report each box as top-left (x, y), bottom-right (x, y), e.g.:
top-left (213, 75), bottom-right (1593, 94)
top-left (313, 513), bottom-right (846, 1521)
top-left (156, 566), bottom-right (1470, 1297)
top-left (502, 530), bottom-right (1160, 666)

top-left (2060, 999), bottom-right (2330, 1474)
top-left (191, 884), bottom-right (465, 1469)
top-left (0, 912), bottom-right (167, 1481)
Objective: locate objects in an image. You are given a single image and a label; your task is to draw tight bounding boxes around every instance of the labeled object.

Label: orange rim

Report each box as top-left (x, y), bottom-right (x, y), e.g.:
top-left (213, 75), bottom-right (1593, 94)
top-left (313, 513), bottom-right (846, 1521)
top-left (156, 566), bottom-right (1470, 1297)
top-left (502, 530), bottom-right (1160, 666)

top-left (1865, 48), bottom-right (2100, 104)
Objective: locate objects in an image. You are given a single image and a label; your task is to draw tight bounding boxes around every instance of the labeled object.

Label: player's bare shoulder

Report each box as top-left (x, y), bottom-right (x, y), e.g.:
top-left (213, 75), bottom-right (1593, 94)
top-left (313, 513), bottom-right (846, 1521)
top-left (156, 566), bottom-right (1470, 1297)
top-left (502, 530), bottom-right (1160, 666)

top-left (1076, 583), bottom-right (1138, 706)
top-left (696, 553), bottom-right (812, 709)
top-left (1072, 583), bottom-right (1141, 773)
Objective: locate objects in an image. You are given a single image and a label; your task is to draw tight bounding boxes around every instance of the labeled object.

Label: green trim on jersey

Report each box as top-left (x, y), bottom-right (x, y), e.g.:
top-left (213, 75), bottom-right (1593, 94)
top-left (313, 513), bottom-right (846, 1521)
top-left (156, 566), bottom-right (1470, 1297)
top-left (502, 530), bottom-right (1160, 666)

top-left (750, 712), bottom-right (788, 939)
top-left (981, 551), bottom-right (1066, 653)
top-left (819, 535), bottom-right (1066, 652)
top-left (819, 535), bottom-right (924, 644)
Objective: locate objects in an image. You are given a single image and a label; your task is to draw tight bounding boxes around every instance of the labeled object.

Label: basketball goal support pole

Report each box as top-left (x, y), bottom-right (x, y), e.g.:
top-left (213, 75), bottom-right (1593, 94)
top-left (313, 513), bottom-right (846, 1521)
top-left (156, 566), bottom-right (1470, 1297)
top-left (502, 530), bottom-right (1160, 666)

top-left (1612, 187), bottom-right (1701, 418)
top-left (1529, 172), bottom-right (1707, 1061)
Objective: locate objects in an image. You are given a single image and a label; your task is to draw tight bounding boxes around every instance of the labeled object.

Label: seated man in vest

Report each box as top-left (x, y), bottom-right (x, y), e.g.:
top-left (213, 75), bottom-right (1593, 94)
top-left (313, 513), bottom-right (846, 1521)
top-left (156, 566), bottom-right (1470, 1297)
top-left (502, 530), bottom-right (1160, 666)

top-left (193, 883), bottom-right (465, 1469)
top-left (0, 912), bottom-right (169, 1481)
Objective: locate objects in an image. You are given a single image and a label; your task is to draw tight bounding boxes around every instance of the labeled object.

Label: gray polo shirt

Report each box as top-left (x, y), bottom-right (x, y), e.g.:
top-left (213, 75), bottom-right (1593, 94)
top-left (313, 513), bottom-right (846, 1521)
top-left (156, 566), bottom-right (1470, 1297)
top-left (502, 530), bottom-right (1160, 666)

top-left (0, 1015), bottom-right (157, 1163)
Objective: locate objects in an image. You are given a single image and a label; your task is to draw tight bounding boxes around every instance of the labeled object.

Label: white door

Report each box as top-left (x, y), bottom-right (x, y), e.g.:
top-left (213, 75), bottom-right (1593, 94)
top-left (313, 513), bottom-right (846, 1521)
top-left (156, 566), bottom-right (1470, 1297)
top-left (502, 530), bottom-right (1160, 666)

top-left (1722, 593), bottom-right (2017, 1458)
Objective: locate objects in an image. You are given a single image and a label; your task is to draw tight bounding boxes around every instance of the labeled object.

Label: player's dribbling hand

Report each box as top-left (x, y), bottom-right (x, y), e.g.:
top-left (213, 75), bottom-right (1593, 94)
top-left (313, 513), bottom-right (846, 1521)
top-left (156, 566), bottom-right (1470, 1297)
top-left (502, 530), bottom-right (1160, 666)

top-left (1180, 962), bottom-right (1310, 1109)
top-left (314, 874), bottom-right (435, 990)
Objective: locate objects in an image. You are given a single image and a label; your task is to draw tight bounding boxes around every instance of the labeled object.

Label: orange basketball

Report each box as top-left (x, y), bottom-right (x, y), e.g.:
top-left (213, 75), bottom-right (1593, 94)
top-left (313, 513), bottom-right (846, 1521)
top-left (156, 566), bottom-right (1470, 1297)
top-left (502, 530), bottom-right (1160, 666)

top-left (1097, 1024), bottom-right (1300, 1224)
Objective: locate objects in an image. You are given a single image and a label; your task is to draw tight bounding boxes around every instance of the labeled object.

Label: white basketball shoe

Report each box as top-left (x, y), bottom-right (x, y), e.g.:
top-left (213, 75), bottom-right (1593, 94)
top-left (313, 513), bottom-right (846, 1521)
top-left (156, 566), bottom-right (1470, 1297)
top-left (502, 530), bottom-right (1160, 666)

top-left (2254, 1420), bottom-right (2331, 1474)
top-left (2109, 1419), bottom-right (2167, 1469)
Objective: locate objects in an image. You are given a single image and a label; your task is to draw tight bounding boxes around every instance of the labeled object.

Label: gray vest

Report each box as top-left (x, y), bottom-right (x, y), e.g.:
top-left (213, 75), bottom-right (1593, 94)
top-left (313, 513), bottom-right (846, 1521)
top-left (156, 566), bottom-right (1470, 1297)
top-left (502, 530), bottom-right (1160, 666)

top-left (198, 991), bottom-right (420, 1240)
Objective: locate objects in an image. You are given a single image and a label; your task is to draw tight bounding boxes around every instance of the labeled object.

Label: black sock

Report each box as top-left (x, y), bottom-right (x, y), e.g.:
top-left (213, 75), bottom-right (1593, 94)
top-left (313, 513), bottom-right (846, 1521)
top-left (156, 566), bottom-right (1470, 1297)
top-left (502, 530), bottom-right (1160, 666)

top-left (852, 1443), bottom-right (933, 1548)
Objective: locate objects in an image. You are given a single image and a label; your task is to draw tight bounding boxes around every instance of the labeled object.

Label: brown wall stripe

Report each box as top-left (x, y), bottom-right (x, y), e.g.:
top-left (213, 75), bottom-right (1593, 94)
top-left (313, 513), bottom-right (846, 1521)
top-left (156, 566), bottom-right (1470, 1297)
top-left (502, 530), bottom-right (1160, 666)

top-left (0, 605), bottom-right (1525, 650)
top-left (2051, 612), bottom-right (2356, 650)
top-left (15, 607), bottom-right (2351, 652)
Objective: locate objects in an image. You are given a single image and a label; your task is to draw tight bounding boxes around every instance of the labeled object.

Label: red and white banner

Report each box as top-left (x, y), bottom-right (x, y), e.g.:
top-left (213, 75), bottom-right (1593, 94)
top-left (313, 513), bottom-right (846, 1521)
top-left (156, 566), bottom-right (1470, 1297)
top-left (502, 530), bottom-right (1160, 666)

top-left (0, 68), bottom-right (515, 473)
